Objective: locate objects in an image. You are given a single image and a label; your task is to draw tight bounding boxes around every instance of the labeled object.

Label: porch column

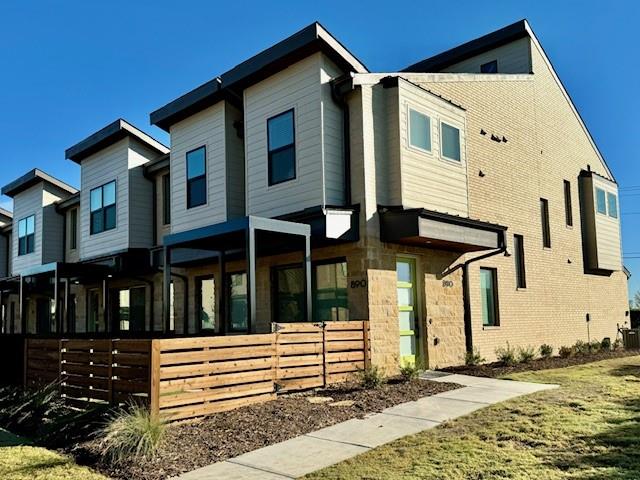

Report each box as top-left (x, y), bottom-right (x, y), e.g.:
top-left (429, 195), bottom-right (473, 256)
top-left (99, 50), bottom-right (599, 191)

top-left (53, 268), bottom-right (59, 334)
top-left (246, 227), bottom-right (256, 333)
top-left (63, 279), bottom-right (70, 333)
top-left (303, 234), bottom-right (312, 322)
top-left (20, 276), bottom-right (26, 334)
top-left (102, 278), bottom-right (109, 333)
top-left (0, 290), bottom-right (4, 333)
top-left (219, 250), bottom-right (226, 335)
top-left (163, 247), bottom-right (171, 334)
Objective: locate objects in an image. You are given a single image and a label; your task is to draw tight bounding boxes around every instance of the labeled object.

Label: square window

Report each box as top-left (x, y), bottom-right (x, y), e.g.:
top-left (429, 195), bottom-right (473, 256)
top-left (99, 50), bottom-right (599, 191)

top-left (607, 192), bottom-right (618, 219)
top-left (596, 188), bottom-right (607, 215)
top-left (409, 109), bottom-right (431, 152)
top-left (268, 110), bottom-right (296, 185)
top-left (441, 123), bottom-right (461, 161)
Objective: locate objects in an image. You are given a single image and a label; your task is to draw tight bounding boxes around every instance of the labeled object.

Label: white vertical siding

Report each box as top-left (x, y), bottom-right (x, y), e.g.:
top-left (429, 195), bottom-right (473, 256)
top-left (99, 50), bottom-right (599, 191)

top-left (320, 56), bottom-right (345, 206)
top-left (397, 78), bottom-right (469, 216)
top-left (11, 184), bottom-right (44, 275)
top-left (128, 166), bottom-right (154, 248)
top-left (244, 53), bottom-right (324, 217)
top-left (225, 102), bottom-right (245, 219)
top-left (169, 102), bottom-right (227, 233)
top-left (442, 37), bottom-right (532, 74)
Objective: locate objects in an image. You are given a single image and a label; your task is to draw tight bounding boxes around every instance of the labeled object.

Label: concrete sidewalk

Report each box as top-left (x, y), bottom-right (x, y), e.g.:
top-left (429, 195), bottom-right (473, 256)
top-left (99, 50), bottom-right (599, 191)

top-left (175, 373), bottom-right (558, 480)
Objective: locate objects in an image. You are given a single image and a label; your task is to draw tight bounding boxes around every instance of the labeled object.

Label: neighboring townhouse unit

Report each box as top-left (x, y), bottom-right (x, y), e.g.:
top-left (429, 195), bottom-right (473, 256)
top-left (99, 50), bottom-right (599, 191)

top-left (0, 19), bottom-right (628, 374)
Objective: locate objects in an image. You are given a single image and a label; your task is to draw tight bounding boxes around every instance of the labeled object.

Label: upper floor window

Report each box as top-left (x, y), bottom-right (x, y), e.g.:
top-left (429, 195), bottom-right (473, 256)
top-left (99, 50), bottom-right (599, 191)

top-left (563, 180), bottom-right (573, 227)
top-left (162, 174), bottom-right (171, 225)
top-left (90, 180), bottom-right (116, 235)
top-left (186, 147), bottom-right (206, 209)
top-left (69, 208), bottom-right (78, 250)
top-left (481, 60), bottom-right (498, 73)
top-left (267, 109), bottom-right (296, 185)
top-left (441, 122), bottom-right (461, 161)
top-left (607, 192), bottom-right (618, 219)
top-left (18, 215), bottom-right (35, 256)
top-left (595, 188), bottom-right (607, 215)
top-left (408, 108), bottom-right (431, 152)
top-left (540, 198), bottom-right (551, 248)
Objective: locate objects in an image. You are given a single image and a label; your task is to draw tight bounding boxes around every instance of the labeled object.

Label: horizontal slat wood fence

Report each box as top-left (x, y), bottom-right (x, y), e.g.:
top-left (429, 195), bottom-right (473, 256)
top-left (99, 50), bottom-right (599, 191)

top-left (23, 321), bottom-right (369, 421)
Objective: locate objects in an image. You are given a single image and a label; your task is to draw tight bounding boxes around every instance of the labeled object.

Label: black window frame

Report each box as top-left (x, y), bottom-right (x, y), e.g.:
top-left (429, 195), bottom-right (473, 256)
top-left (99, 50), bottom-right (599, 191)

top-left (540, 198), bottom-right (551, 248)
top-left (480, 60), bottom-right (498, 73)
top-left (312, 258), bottom-right (349, 322)
top-left (563, 180), bottom-right (573, 227)
top-left (480, 267), bottom-right (500, 327)
top-left (267, 109), bottom-right (296, 186)
top-left (514, 234), bottom-right (526, 289)
top-left (69, 208), bottom-right (78, 250)
top-left (90, 180), bottom-right (117, 235)
top-left (186, 146), bottom-right (207, 209)
top-left (17, 214), bottom-right (35, 256)
top-left (162, 173), bottom-right (171, 225)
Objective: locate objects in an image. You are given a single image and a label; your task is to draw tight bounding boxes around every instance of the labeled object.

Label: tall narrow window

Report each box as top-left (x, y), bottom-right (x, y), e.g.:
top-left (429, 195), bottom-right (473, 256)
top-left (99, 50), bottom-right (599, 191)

top-left (514, 235), bottom-right (526, 289)
top-left (90, 181), bottom-right (116, 234)
top-left (18, 215), bottom-right (35, 256)
top-left (441, 122), bottom-right (461, 161)
top-left (228, 272), bottom-right (248, 332)
top-left (595, 188), bottom-right (607, 215)
top-left (196, 276), bottom-right (216, 331)
top-left (607, 192), bottom-right (618, 219)
top-left (481, 60), bottom-right (498, 73)
top-left (540, 198), bottom-right (551, 248)
top-left (186, 146), bottom-right (206, 208)
top-left (480, 267), bottom-right (499, 327)
top-left (267, 109), bottom-right (296, 185)
top-left (162, 174), bottom-right (171, 224)
top-left (87, 289), bottom-right (101, 333)
top-left (274, 265), bottom-right (304, 322)
top-left (69, 208), bottom-right (78, 250)
top-left (408, 108), bottom-right (431, 152)
top-left (563, 180), bottom-right (573, 227)
top-left (114, 287), bottom-right (146, 332)
top-left (313, 260), bottom-right (349, 322)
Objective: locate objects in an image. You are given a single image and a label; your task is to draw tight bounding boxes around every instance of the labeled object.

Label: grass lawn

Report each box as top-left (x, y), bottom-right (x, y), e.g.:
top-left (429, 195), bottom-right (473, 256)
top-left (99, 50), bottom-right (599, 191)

top-left (304, 355), bottom-right (640, 480)
top-left (0, 428), bottom-right (107, 480)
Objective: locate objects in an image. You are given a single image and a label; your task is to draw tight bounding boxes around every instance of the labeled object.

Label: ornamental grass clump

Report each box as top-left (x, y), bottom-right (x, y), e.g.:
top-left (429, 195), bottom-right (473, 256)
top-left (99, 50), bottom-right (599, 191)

top-left (517, 346), bottom-right (536, 363)
top-left (357, 365), bottom-right (385, 389)
top-left (464, 348), bottom-right (485, 366)
top-left (399, 362), bottom-right (421, 381)
top-left (100, 405), bottom-right (166, 464)
top-left (558, 346), bottom-right (574, 358)
top-left (495, 343), bottom-right (517, 366)
top-left (539, 344), bottom-right (554, 359)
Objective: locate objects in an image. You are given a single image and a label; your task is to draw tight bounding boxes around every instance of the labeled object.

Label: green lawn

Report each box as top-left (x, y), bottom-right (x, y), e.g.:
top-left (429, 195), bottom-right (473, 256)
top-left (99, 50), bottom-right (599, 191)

top-left (0, 428), bottom-right (107, 480)
top-left (304, 355), bottom-right (640, 480)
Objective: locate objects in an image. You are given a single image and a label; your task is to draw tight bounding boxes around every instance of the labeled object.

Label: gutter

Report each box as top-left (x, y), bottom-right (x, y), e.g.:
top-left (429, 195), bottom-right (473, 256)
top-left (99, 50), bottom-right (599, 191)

top-left (330, 73), bottom-right (355, 206)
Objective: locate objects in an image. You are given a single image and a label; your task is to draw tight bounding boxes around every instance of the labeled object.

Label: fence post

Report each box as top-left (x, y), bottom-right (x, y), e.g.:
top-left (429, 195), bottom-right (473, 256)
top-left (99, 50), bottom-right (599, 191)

top-left (322, 322), bottom-right (327, 387)
top-left (23, 337), bottom-right (28, 388)
top-left (58, 340), bottom-right (63, 391)
top-left (363, 321), bottom-right (371, 369)
top-left (107, 339), bottom-right (114, 405)
top-left (149, 339), bottom-right (160, 419)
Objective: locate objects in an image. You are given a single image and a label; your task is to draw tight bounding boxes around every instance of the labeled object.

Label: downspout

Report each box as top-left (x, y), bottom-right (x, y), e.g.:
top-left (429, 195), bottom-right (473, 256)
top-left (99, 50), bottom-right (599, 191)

top-left (331, 73), bottom-right (355, 206)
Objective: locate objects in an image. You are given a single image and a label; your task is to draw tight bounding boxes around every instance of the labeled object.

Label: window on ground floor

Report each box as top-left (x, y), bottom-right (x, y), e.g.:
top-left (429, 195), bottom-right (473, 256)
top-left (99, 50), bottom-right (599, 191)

top-left (228, 272), bottom-right (248, 332)
top-left (113, 286), bottom-right (146, 332)
top-left (273, 265), bottom-right (305, 322)
top-left (480, 267), bottom-right (499, 327)
top-left (313, 260), bottom-right (349, 321)
top-left (196, 276), bottom-right (216, 332)
top-left (514, 234), bottom-right (526, 289)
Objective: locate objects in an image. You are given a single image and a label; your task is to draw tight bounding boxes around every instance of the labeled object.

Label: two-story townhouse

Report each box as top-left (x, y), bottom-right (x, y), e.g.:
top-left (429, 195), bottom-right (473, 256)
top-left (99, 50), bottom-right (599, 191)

top-left (0, 208), bottom-right (15, 332)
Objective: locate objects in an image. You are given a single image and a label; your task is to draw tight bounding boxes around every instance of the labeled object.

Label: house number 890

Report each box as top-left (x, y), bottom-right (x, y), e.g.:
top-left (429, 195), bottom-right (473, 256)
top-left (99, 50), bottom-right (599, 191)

top-left (350, 279), bottom-right (367, 288)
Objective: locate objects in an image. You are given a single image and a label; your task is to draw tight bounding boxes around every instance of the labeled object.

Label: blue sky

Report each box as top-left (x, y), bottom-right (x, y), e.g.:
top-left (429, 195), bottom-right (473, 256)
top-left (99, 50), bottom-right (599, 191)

top-left (1, 1), bottom-right (638, 297)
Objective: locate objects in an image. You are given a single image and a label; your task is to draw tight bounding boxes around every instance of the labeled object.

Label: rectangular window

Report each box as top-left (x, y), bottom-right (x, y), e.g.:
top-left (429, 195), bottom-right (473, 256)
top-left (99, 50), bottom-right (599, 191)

top-left (114, 287), bottom-right (146, 332)
top-left (480, 60), bottom-right (498, 73)
top-left (90, 180), bottom-right (116, 234)
top-left (228, 272), bottom-right (248, 332)
top-left (313, 260), bottom-right (349, 322)
top-left (514, 235), bottom-right (526, 289)
top-left (540, 198), bottom-right (551, 248)
top-left (18, 215), bottom-right (35, 256)
top-left (87, 289), bottom-right (102, 333)
top-left (162, 174), bottom-right (171, 225)
top-left (274, 265), bottom-right (305, 322)
top-left (595, 187), bottom-right (607, 215)
top-left (607, 192), bottom-right (618, 219)
top-left (267, 109), bottom-right (296, 185)
top-left (563, 180), bottom-right (573, 227)
top-left (69, 208), bottom-right (78, 250)
top-left (480, 267), bottom-right (499, 327)
top-left (186, 146), bottom-right (206, 208)
top-left (441, 122), bottom-right (461, 161)
top-left (196, 276), bottom-right (216, 331)
top-left (408, 108), bottom-right (431, 152)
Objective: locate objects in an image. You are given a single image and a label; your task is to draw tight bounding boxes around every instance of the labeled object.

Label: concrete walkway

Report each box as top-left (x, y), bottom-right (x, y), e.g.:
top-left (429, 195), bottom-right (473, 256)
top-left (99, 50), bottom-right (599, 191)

top-left (175, 373), bottom-right (558, 480)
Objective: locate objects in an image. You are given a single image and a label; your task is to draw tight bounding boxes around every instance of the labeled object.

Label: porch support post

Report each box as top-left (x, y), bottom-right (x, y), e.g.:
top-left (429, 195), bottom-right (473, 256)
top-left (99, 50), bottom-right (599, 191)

top-left (163, 247), bottom-right (171, 334)
top-left (102, 278), bottom-right (109, 334)
top-left (246, 225), bottom-right (256, 333)
top-left (219, 250), bottom-right (226, 335)
top-left (53, 268), bottom-right (59, 334)
top-left (20, 276), bottom-right (26, 334)
top-left (0, 290), bottom-right (4, 333)
top-left (64, 279), bottom-right (70, 333)
top-left (303, 234), bottom-right (312, 322)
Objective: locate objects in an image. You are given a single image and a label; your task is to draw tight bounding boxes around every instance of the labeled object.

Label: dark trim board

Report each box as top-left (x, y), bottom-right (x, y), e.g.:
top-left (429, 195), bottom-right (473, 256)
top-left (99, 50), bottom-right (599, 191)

top-left (2, 169), bottom-right (78, 198)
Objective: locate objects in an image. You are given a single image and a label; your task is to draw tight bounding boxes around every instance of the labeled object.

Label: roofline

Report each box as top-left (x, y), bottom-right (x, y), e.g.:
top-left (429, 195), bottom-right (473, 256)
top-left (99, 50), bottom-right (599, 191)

top-left (65, 118), bottom-right (169, 164)
top-left (143, 153), bottom-right (170, 177)
top-left (0, 208), bottom-right (12, 220)
top-left (150, 21), bottom-right (368, 131)
top-left (55, 191), bottom-right (80, 212)
top-left (380, 75), bottom-right (466, 111)
top-left (1, 169), bottom-right (78, 198)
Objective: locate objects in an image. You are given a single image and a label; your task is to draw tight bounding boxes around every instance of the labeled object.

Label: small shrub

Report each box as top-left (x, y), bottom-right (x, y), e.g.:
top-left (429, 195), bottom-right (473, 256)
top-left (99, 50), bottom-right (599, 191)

top-left (357, 365), bottom-right (385, 389)
top-left (573, 340), bottom-right (590, 356)
top-left (613, 338), bottom-right (623, 351)
top-left (399, 362), bottom-right (420, 381)
top-left (589, 341), bottom-right (601, 354)
top-left (101, 405), bottom-right (166, 464)
top-left (539, 344), bottom-right (554, 359)
top-left (517, 346), bottom-right (536, 363)
top-left (495, 343), bottom-right (517, 366)
top-left (464, 348), bottom-right (485, 366)
top-left (601, 337), bottom-right (612, 351)
top-left (559, 346), bottom-right (574, 358)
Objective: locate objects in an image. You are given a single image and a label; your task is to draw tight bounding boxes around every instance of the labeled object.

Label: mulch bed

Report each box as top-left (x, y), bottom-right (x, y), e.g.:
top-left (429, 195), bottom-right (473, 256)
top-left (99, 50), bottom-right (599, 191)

top-left (443, 349), bottom-right (640, 378)
top-left (73, 377), bottom-right (460, 480)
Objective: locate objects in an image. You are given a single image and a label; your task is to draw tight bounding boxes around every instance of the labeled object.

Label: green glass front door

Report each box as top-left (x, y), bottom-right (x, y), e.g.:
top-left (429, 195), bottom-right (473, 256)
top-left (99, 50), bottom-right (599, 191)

top-left (397, 258), bottom-right (417, 366)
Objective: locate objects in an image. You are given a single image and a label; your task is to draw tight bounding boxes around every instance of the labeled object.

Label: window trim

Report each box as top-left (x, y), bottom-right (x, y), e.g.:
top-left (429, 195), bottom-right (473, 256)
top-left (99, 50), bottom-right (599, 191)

top-left (69, 208), bottom-right (78, 250)
top-left (312, 257), bottom-right (349, 322)
top-left (186, 146), bottom-right (207, 209)
top-left (195, 275), bottom-right (216, 333)
top-left (17, 214), bottom-right (36, 256)
top-left (514, 234), bottom-right (526, 289)
top-left (607, 191), bottom-right (618, 219)
top-left (563, 180), bottom-right (573, 227)
top-left (162, 173), bottom-right (171, 225)
top-left (480, 267), bottom-right (500, 327)
top-left (439, 120), bottom-right (462, 163)
top-left (89, 180), bottom-right (117, 235)
top-left (407, 106), bottom-right (433, 154)
top-left (595, 187), bottom-right (607, 215)
top-left (267, 108), bottom-right (297, 187)
top-left (540, 198), bottom-right (551, 248)
top-left (480, 59), bottom-right (498, 73)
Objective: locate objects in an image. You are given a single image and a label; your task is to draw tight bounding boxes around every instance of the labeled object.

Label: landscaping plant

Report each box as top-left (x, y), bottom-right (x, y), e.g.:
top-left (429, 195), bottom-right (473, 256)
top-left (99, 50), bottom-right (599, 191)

top-left (464, 348), bottom-right (485, 366)
top-left (589, 340), bottom-right (601, 353)
top-left (495, 343), bottom-right (517, 366)
top-left (558, 345), bottom-right (574, 358)
top-left (399, 362), bottom-right (421, 381)
top-left (601, 337), bottom-right (612, 351)
top-left (573, 340), bottom-right (590, 356)
top-left (357, 365), bottom-right (385, 389)
top-left (100, 405), bottom-right (166, 464)
top-left (517, 345), bottom-right (536, 363)
top-left (539, 344), bottom-right (553, 358)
